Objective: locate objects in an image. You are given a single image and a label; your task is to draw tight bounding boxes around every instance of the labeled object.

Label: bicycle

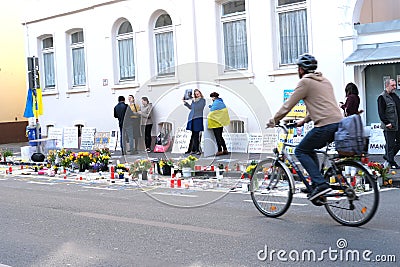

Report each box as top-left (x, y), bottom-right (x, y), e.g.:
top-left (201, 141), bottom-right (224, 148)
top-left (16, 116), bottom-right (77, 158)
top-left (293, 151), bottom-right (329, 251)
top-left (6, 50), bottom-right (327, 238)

top-left (249, 122), bottom-right (379, 227)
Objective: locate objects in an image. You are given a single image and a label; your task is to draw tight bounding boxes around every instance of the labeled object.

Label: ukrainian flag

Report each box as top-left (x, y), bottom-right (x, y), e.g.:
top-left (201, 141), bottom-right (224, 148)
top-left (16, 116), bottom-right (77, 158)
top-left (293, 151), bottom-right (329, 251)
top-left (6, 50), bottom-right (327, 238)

top-left (23, 87), bottom-right (43, 118)
top-left (207, 98), bottom-right (230, 128)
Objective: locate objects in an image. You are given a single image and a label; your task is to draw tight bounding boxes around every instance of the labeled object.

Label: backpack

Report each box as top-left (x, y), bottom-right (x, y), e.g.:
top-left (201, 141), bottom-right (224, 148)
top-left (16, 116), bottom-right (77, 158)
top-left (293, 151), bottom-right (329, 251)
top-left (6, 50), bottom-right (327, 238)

top-left (334, 114), bottom-right (365, 156)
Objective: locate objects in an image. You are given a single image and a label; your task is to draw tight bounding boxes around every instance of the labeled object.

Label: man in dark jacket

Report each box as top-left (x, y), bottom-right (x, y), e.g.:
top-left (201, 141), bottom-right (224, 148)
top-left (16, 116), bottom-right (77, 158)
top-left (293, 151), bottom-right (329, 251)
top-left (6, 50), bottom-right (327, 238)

top-left (378, 79), bottom-right (400, 169)
top-left (114, 96), bottom-right (128, 154)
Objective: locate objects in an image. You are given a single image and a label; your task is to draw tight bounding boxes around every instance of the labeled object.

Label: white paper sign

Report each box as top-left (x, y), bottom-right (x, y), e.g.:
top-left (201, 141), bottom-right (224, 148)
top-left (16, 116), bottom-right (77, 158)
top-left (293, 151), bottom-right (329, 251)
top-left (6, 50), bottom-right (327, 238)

top-left (172, 127), bottom-right (192, 153)
top-left (63, 127), bottom-right (79, 149)
top-left (80, 127), bottom-right (96, 150)
top-left (248, 133), bottom-right (263, 153)
top-left (222, 133), bottom-right (248, 153)
top-left (262, 132), bottom-right (278, 153)
top-left (47, 127), bottom-right (63, 148)
top-left (108, 130), bottom-right (118, 150)
top-left (369, 123), bottom-right (385, 154)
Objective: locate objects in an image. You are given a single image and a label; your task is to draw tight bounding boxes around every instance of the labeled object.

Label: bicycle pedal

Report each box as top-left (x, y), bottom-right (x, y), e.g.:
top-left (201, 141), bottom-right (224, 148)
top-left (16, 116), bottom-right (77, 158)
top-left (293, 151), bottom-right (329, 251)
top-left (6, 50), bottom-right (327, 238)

top-left (311, 196), bottom-right (326, 206)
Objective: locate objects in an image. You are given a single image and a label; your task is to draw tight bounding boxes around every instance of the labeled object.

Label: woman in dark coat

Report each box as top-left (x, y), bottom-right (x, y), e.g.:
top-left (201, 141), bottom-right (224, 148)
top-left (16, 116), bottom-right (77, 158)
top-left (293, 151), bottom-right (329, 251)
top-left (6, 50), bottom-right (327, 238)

top-left (340, 82), bottom-right (360, 116)
top-left (183, 89), bottom-right (205, 155)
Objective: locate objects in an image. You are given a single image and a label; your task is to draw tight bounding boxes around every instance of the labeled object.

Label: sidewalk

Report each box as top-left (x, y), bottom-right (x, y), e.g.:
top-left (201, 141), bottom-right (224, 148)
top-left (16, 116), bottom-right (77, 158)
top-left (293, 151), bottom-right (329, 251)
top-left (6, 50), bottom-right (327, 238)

top-left (1, 142), bottom-right (399, 187)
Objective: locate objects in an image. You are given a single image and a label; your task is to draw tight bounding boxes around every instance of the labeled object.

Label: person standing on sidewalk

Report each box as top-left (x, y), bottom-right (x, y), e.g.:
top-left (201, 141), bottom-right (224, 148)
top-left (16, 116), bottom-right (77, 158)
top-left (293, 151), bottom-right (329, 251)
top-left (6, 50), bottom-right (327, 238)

top-left (114, 96), bottom-right (128, 154)
top-left (136, 96), bottom-right (153, 152)
top-left (208, 92), bottom-right (230, 156)
top-left (340, 82), bottom-right (360, 117)
top-left (183, 89), bottom-right (205, 155)
top-left (377, 78), bottom-right (400, 169)
top-left (127, 95), bottom-right (141, 153)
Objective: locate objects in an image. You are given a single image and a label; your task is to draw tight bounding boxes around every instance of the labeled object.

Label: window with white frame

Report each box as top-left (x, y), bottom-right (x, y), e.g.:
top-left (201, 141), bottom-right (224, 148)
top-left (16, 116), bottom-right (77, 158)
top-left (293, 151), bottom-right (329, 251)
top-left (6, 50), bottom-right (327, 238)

top-left (70, 30), bottom-right (86, 86)
top-left (276, 0), bottom-right (308, 66)
top-left (41, 37), bottom-right (55, 89)
top-left (221, 0), bottom-right (248, 71)
top-left (154, 14), bottom-right (175, 76)
top-left (117, 21), bottom-right (135, 81)
top-left (229, 120), bottom-right (245, 133)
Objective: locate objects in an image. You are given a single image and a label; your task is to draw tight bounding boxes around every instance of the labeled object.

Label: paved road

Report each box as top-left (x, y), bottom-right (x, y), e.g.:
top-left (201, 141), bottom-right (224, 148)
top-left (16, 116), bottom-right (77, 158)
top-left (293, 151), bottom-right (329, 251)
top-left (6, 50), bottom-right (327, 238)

top-left (0, 174), bottom-right (398, 266)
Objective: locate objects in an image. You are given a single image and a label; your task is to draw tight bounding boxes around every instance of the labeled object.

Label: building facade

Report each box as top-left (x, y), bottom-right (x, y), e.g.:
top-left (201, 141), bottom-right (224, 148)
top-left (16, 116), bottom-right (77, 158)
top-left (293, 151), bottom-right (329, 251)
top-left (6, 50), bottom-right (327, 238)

top-left (22, 0), bottom-right (400, 149)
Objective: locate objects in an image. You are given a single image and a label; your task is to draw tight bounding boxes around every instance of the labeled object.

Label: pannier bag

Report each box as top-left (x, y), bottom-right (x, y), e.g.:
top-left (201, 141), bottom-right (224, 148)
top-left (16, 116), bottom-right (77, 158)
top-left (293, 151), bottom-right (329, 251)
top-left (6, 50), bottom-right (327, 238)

top-left (334, 114), bottom-right (365, 156)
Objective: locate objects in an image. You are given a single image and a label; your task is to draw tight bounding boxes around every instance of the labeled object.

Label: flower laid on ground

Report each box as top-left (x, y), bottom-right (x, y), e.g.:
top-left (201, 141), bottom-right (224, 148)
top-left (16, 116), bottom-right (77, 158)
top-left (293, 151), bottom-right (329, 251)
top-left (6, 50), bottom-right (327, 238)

top-left (115, 163), bottom-right (128, 172)
top-left (179, 155), bottom-right (197, 169)
top-left (56, 148), bottom-right (74, 168)
top-left (47, 150), bottom-right (57, 165)
top-left (92, 148), bottom-right (111, 165)
top-left (159, 159), bottom-right (174, 168)
top-left (241, 160), bottom-right (257, 179)
top-left (130, 159), bottom-right (152, 173)
top-left (368, 161), bottom-right (392, 185)
top-left (75, 151), bottom-right (92, 166)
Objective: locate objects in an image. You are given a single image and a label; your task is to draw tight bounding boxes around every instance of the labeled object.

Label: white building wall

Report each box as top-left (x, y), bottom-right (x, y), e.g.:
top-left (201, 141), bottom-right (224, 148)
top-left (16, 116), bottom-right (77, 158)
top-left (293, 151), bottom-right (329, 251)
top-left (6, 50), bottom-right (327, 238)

top-left (23, 0), bottom-right (362, 137)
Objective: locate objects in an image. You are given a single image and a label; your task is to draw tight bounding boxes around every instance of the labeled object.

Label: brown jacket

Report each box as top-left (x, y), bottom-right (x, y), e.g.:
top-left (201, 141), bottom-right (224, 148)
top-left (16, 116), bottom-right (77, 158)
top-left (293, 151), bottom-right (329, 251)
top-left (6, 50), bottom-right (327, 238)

top-left (273, 72), bottom-right (343, 127)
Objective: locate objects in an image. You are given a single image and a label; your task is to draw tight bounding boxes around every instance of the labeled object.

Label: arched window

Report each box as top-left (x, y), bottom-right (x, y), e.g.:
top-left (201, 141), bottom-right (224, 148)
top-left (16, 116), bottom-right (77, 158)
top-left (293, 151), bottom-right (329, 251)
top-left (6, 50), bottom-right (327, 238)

top-left (154, 13), bottom-right (175, 76)
top-left (117, 21), bottom-right (135, 81)
top-left (221, 0), bottom-right (248, 70)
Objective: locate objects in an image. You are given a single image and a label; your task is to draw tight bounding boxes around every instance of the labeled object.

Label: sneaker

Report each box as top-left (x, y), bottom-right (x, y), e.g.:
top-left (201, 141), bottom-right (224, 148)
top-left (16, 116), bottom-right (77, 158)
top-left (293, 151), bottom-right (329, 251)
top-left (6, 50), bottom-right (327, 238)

top-left (391, 164), bottom-right (400, 169)
top-left (308, 183), bottom-right (332, 201)
top-left (184, 151), bottom-right (191, 154)
top-left (194, 151), bottom-right (201, 155)
top-left (145, 148), bottom-right (151, 153)
top-left (223, 150), bottom-right (229, 155)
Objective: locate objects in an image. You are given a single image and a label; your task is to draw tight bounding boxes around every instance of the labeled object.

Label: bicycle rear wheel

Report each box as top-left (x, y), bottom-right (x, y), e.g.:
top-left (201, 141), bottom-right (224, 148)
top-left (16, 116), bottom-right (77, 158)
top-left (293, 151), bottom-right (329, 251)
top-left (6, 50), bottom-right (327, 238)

top-left (250, 158), bottom-right (293, 218)
top-left (324, 160), bottom-right (379, 227)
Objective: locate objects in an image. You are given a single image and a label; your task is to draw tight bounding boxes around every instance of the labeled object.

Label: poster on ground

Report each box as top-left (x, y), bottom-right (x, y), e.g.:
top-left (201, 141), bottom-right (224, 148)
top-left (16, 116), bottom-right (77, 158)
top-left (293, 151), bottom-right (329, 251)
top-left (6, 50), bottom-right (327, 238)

top-left (63, 127), bottom-right (79, 149)
top-left (80, 127), bottom-right (96, 150)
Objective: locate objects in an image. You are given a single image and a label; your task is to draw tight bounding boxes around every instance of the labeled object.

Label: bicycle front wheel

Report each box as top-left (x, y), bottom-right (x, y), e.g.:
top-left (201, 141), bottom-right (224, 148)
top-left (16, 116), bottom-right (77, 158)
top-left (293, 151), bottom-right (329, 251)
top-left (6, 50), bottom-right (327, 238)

top-left (250, 157), bottom-right (293, 218)
top-left (324, 160), bottom-right (379, 227)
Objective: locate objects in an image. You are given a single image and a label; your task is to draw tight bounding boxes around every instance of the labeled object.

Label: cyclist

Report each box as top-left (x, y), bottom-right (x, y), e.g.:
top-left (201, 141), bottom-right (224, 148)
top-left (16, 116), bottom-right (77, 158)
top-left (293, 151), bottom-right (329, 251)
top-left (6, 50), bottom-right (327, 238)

top-left (267, 54), bottom-right (343, 201)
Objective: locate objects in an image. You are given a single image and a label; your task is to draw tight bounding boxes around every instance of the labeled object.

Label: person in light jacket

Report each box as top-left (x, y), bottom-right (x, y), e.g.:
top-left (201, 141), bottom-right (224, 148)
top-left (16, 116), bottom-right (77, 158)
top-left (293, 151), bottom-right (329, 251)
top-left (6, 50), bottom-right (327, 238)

top-left (183, 89), bottom-right (206, 155)
top-left (135, 97), bottom-right (153, 153)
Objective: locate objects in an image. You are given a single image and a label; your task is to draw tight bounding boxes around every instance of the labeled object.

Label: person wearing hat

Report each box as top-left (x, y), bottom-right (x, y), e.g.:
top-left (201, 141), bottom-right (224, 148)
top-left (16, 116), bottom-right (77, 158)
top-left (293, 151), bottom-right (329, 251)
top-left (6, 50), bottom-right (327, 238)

top-left (267, 54), bottom-right (343, 201)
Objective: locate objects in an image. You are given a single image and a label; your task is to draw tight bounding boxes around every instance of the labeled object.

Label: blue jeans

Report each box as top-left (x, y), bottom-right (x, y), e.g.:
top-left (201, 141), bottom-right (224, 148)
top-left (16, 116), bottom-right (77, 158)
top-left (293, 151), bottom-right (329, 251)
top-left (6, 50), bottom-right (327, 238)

top-left (295, 123), bottom-right (339, 185)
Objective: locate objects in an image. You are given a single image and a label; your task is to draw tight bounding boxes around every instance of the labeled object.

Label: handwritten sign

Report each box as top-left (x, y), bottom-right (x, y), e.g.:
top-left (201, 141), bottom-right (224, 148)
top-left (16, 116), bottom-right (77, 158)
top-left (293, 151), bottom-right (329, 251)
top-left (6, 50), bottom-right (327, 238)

top-left (172, 127), bottom-right (192, 153)
top-left (369, 123), bottom-right (385, 154)
top-left (80, 127), bottom-right (96, 150)
top-left (63, 127), bottom-right (79, 149)
top-left (94, 132), bottom-right (111, 150)
top-left (222, 133), bottom-right (248, 153)
top-left (47, 127), bottom-right (63, 148)
top-left (261, 132), bottom-right (278, 153)
top-left (248, 133), bottom-right (263, 153)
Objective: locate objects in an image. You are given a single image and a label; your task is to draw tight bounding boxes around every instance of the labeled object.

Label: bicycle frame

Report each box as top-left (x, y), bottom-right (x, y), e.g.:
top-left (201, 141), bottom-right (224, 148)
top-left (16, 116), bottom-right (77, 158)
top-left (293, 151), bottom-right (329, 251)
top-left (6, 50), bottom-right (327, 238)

top-left (273, 124), bottom-right (332, 193)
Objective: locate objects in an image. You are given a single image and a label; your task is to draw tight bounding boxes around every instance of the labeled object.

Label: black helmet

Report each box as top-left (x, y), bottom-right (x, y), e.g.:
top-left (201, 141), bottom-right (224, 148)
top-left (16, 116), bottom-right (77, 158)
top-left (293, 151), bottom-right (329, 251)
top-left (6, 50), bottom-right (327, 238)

top-left (296, 53), bottom-right (317, 71)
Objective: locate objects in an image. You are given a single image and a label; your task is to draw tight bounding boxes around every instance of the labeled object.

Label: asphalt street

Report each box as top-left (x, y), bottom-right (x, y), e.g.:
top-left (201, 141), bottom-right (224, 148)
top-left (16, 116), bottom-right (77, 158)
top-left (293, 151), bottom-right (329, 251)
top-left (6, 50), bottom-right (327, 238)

top-left (0, 172), bottom-right (398, 267)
